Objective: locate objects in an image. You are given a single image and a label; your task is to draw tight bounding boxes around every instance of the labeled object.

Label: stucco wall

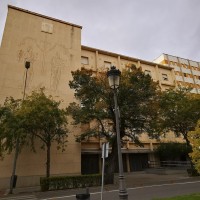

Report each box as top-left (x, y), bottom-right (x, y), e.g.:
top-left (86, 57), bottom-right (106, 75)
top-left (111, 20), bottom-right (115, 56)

top-left (0, 6), bottom-right (82, 189)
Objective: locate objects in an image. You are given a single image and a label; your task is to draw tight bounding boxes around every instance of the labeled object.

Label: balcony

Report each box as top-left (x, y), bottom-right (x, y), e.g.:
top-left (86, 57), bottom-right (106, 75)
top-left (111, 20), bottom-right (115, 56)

top-left (194, 79), bottom-right (200, 85)
top-left (182, 68), bottom-right (191, 74)
top-left (192, 70), bottom-right (200, 76)
top-left (184, 77), bottom-right (194, 83)
top-left (174, 66), bottom-right (181, 71)
top-left (175, 76), bottom-right (183, 81)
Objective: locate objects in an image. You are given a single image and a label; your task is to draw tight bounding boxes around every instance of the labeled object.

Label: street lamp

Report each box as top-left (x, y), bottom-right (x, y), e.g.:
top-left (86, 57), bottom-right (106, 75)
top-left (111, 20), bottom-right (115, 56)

top-left (23, 61), bottom-right (30, 100)
top-left (9, 61), bottom-right (30, 194)
top-left (107, 66), bottom-right (128, 200)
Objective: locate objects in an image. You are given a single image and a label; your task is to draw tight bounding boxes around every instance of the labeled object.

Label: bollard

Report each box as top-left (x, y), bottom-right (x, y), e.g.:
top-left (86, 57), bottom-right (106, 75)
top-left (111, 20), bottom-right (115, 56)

top-left (76, 193), bottom-right (90, 200)
top-left (76, 188), bottom-right (90, 200)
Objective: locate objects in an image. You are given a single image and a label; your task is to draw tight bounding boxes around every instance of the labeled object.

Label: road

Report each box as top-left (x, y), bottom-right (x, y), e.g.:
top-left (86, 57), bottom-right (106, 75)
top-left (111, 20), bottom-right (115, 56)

top-left (38, 180), bottom-right (200, 200)
top-left (1, 172), bottom-right (200, 200)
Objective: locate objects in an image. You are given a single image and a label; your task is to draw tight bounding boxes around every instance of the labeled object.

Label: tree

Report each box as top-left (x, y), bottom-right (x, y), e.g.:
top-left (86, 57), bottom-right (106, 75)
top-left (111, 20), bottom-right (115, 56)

top-left (188, 120), bottom-right (200, 172)
top-left (159, 89), bottom-right (200, 167)
top-left (67, 65), bottom-right (161, 180)
top-left (21, 88), bottom-right (68, 177)
top-left (0, 97), bottom-right (29, 193)
top-left (0, 89), bottom-right (68, 178)
top-left (0, 97), bottom-right (27, 158)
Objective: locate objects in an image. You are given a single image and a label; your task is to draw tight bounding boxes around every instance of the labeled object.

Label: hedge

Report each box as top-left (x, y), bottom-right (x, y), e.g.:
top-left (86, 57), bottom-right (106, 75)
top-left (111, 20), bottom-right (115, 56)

top-left (40, 174), bottom-right (101, 191)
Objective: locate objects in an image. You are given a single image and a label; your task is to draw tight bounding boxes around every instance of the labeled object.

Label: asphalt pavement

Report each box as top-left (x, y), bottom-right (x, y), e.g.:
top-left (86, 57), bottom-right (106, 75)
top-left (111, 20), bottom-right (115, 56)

top-left (1, 169), bottom-right (200, 200)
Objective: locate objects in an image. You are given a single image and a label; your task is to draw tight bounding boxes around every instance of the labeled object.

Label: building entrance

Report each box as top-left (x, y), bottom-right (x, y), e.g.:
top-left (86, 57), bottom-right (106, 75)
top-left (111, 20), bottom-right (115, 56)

top-left (129, 153), bottom-right (148, 171)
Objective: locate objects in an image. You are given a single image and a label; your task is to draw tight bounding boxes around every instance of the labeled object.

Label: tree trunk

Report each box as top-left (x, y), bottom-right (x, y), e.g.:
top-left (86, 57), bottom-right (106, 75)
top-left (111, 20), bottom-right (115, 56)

top-left (46, 141), bottom-right (51, 178)
top-left (104, 137), bottom-right (118, 184)
top-left (184, 133), bottom-right (194, 170)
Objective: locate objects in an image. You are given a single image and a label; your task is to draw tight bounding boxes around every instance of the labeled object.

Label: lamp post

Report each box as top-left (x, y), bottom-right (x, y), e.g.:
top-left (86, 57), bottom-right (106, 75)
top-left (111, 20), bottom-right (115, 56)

top-left (107, 66), bottom-right (128, 200)
top-left (9, 61), bottom-right (30, 194)
top-left (23, 61), bottom-right (30, 100)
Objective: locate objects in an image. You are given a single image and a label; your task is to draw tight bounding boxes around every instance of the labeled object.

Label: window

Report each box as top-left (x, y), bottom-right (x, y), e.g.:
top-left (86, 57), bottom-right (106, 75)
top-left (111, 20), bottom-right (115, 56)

top-left (162, 73), bottom-right (168, 81)
top-left (104, 61), bottom-right (112, 68)
top-left (184, 73), bottom-right (187, 77)
top-left (144, 70), bottom-right (152, 77)
top-left (41, 22), bottom-right (53, 34)
top-left (81, 56), bottom-right (89, 65)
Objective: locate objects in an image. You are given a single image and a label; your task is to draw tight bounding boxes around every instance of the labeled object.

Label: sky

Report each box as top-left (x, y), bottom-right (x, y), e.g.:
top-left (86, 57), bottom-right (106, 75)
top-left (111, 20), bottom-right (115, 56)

top-left (0, 0), bottom-right (199, 62)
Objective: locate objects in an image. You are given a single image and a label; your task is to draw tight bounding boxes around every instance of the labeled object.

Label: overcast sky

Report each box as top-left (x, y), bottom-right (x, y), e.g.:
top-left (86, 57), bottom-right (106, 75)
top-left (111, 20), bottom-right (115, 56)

top-left (0, 0), bottom-right (199, 62)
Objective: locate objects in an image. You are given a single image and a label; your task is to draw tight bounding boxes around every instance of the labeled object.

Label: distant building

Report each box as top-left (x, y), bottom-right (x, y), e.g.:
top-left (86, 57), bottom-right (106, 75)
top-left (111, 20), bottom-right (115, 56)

top-left (154, 54), bottom-right (200, 94)
top-left (0, 5), bottom-right (197, 189)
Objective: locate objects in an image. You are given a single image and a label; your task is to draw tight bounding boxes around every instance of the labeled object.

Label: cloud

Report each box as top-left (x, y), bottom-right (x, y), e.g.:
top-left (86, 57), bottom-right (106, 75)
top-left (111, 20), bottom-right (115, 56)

top-left (0, 0), bottom-right (199, 62)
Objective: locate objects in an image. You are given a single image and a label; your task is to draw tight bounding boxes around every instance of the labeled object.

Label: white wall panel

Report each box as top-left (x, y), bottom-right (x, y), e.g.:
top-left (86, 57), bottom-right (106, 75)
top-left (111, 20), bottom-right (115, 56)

top-left (184, 77), bottom-right (194, 83)
top-left (192, 70), bottom-right (200, 76)
top-left (175, 76), bottom-right (183, 81)
top-left (179, 58), bottom-right (189, 64)
top-left (175, 66), bottom-right (181, 71)
top-left (189, 61), bottom-right (199, 67)
top-left (168, 55), bottom-right (178, 62)
top-left (182, 68), bottom-right (191, 74)
top-left (194, 79), bottom-right (200, 85)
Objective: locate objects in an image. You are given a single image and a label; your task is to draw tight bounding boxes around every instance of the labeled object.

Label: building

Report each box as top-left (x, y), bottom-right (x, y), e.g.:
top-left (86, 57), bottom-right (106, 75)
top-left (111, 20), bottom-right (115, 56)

top-left (154, 54), bottom-right (200, 94)
top-left (0, 5), bottom-right (82, 189)
top-left (0, 5), bottom-right (198, 189)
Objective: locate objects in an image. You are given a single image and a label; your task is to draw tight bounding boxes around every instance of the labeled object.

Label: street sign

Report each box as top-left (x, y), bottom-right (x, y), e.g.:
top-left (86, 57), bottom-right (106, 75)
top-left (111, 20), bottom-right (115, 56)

top-left (102, 142), bottom-right (109, 158)
top-left (101, 142), bottom-right (109, 200)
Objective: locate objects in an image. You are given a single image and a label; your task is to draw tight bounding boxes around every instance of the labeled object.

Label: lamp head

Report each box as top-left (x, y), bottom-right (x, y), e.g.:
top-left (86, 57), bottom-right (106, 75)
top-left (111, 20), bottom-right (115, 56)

top-left (25, 61), bottom-right (30, 69)
top-left (107, 66), bottom-right (121, 89)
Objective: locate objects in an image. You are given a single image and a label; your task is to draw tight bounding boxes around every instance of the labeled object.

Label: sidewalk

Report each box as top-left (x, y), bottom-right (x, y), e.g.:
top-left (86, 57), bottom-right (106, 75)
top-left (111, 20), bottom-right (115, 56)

top-left (1, 169), bottom-right (200, 199)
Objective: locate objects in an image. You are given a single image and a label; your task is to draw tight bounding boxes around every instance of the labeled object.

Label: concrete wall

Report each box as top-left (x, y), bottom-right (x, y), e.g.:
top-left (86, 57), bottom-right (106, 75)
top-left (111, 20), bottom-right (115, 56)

top-left (0, 6), bottom-right (82, 189)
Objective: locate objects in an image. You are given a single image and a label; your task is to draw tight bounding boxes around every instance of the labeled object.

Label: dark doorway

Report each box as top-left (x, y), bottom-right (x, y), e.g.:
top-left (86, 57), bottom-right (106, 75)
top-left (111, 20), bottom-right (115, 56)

top-left (129, 153), bottom-right (148, 171)
top-left (81, 154), bottom-right (99, 174)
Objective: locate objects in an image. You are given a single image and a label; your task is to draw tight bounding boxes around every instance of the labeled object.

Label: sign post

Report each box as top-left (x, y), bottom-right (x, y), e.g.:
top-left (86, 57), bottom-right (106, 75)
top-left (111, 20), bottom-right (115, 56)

top-left (101, 142), bottom-right (109, 200)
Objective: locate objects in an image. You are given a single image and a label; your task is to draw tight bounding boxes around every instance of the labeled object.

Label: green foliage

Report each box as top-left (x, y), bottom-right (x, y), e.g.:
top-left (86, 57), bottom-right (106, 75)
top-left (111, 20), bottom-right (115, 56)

top-left (154, 193), bottom-right (200, 200)
top-left (188, 121), bottom-right (200, 173)
top-left (159, 89), bottom-right (200, 169)
top-left (67, 65), bottom-right (161, 144)
top-left (187, 168), bottom-right (200, 177)
top-left (67, 65), bottom-right (162, 181)
top-left (0, 88), bottom-right (69, 177)
top-left (40, 174), bottom-right (101, 191)
top-left (21, 88), bottom-right (68, 152)
top-left (20, 88), bottom-right (68, 177)
top-left (0, 97), bottom-right (28, 157)
top-left (159, 89), bottom-right (200, 142)
top-left (155, 142), bottom-right (190, 161)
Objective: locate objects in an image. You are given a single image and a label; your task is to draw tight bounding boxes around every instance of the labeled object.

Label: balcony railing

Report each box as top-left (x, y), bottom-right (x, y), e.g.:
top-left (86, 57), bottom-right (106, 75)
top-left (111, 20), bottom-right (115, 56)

top-left (148, 160), bottom-right (191, 169)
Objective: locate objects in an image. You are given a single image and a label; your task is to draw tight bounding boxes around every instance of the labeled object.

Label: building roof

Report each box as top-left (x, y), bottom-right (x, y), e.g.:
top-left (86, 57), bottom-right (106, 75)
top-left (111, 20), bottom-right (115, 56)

top-left (154, 53), bottom-right (200, 64)
top-left (81, 45), bottom-right (173, 70)
top-left (8, 5), bottom-right (82, 29)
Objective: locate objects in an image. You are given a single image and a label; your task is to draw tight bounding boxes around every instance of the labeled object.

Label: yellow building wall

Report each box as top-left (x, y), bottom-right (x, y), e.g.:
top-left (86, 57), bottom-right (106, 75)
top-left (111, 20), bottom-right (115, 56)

top-left (0, 5), bottom-right (187, 189)
top-left (80, 48), bottom-right (184, 161)
top-left (0, 6), bottom-right (82, 189)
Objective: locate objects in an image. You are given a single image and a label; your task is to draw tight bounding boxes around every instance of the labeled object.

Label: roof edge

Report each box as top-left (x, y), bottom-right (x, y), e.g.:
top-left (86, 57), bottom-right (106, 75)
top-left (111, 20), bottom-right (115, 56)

top-left (81, 45), bottom-right (173, 70)
top-left (8, 5), bottom-right (82, 29)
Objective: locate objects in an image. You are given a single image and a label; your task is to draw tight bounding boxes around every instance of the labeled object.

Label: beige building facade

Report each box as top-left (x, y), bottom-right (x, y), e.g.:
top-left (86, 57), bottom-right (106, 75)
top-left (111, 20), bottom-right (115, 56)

top-left (0, 5), bottom-right (82, 189)
top-left (154, 54), bottom-right (200, 94)
top-left (0, 6), bottom-right (194, 189)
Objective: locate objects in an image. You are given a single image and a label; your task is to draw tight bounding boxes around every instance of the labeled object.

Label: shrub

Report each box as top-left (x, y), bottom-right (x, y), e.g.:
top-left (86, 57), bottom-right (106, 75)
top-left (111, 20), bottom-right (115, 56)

top-left (155, 142), bottom-right (190, 161)
top-left (187, 168), bottom-right (200, 177)
top-left (40, 174), bottom-right (101, 191)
